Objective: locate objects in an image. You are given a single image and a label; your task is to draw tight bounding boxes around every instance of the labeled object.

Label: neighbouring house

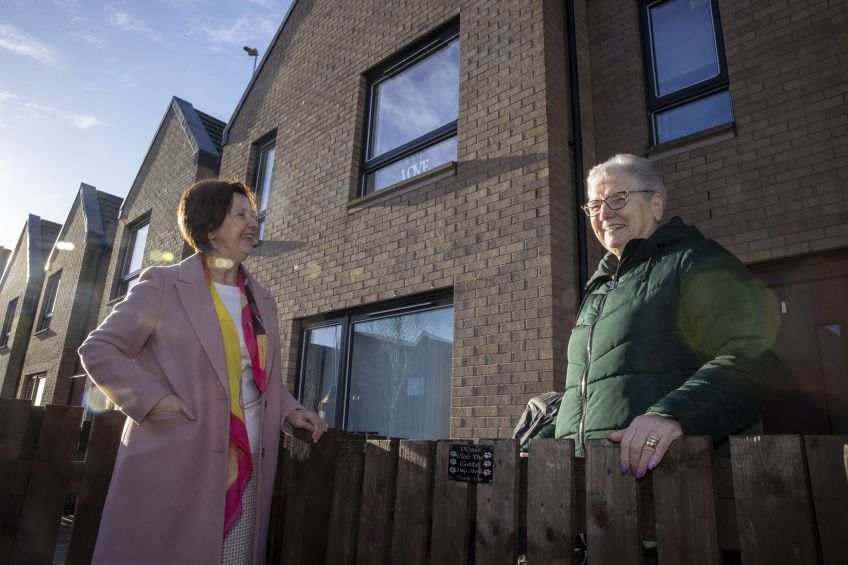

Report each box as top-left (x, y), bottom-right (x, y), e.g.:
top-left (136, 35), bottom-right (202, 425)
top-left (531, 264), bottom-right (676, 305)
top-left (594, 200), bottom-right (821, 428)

top-left (0, 215), bottom-right (61, 399)
top-left (0, 247), bottom-right (10, 275)
top-left (95, 96), bottom-right (225, 323)
top-left (18, 184), bottom-right (122, 406)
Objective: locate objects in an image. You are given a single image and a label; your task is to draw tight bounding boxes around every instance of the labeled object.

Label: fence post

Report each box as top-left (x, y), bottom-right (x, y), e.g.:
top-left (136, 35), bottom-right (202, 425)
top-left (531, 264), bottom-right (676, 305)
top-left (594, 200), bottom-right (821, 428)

top-left (804, 435), bottom-right (848, 565)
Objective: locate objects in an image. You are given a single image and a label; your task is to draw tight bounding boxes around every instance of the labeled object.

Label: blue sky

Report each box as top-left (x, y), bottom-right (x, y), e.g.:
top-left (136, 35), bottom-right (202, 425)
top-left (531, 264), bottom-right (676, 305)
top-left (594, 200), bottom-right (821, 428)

top-left (0, 0), bottom-right (292, 250)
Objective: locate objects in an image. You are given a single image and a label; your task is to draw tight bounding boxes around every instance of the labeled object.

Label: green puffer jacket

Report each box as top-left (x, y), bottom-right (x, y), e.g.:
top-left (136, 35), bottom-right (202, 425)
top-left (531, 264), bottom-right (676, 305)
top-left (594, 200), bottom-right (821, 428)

top-left (555, 217), bottom-right (783, 456)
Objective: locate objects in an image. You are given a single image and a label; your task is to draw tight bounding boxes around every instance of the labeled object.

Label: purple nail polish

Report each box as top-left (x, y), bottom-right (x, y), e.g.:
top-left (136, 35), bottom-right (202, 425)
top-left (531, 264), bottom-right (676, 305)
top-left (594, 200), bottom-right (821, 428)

top-left (648, 460), bottom-right (657, 471)
top-left (635, 471), bottom-right (644, 479)
top-left (620, 464), bottom-right (628, 474)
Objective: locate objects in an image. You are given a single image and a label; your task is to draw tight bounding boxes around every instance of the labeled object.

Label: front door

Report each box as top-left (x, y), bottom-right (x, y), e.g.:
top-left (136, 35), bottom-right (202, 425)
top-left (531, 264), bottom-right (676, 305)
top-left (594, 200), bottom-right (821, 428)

top-left (750, 248), bottom-right (848, 434)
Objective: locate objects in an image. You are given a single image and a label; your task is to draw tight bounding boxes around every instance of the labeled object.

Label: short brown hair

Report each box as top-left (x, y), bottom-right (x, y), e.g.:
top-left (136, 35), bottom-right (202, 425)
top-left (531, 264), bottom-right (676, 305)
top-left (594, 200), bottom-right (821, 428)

top-left (177, 179), bottom-right (257, 252)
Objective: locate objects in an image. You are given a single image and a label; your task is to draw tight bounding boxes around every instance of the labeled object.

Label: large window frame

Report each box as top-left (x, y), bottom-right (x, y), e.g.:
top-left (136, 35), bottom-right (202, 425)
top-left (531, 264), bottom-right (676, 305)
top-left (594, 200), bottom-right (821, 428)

top-left (36, 270), bottom-right (61, 332)
top-left (640, 0), bottom-right (733, 144)
top-left (252, 135), bottom-right (276, 240)
top-left (359, 21), bottom-right (460, 196)
top-left (297, 291), bottom-right (453, 439)
top-left (1, 297), bottom-right (17, 348)
top-left (116, 218), bottom-right (149, 297)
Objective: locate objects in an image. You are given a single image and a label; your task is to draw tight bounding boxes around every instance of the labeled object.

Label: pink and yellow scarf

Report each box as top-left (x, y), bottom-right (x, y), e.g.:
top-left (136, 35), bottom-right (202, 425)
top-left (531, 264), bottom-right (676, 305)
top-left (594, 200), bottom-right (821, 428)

top-left (204, 259), bottom-right (267, 534)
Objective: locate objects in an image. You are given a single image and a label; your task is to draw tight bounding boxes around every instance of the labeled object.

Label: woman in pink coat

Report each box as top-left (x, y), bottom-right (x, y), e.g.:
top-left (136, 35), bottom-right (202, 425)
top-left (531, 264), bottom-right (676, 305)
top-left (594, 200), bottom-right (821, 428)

top-left (79, 179), bottom-right (327, 565)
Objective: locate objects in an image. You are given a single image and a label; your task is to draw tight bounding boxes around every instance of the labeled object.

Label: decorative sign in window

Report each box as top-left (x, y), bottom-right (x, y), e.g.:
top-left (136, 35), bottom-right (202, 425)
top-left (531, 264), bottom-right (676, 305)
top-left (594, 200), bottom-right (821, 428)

top-left (365, 137), bottom-right (456, 193)
top-left (447, 444), bottom-right (494, 484)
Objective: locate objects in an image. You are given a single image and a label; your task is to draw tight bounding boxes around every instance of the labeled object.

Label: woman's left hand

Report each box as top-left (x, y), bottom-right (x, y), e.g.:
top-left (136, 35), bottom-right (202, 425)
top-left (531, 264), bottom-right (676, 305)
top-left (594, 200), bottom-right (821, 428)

top-left (608, 414), bottom-right (682, 479)
top-left (286, 409), bottom-right (328, 443)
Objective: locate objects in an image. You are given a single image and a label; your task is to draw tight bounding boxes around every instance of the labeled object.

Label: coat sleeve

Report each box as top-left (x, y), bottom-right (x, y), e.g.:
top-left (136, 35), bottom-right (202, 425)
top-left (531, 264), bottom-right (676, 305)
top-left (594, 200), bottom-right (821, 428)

top-left (647, 243), bottom-right (784, 438)
top-left (78, 267), bottom-right (173, 425)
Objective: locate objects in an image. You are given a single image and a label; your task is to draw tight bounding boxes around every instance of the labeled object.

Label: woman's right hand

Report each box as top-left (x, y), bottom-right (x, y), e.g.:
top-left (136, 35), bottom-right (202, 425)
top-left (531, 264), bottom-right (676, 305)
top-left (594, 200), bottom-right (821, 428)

top-left (149, 394), bottom-right (196, 420)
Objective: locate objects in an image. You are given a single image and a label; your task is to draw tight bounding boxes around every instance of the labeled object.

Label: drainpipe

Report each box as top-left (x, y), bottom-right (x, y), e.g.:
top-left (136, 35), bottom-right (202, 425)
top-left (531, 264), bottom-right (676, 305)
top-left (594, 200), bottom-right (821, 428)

top-left (565, 0), bottom-right (589, 294)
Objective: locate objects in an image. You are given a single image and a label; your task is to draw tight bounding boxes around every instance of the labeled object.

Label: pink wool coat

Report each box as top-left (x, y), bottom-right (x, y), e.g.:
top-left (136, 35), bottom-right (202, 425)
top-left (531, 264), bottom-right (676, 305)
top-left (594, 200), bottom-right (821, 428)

top-left (79, 253), bottom-right (302, 565)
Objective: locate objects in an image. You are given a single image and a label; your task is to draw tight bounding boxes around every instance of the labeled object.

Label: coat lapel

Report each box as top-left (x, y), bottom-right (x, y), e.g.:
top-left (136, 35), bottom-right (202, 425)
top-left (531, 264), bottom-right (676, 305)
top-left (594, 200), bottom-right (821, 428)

top-left (176, 254), bottom-right (229, 394)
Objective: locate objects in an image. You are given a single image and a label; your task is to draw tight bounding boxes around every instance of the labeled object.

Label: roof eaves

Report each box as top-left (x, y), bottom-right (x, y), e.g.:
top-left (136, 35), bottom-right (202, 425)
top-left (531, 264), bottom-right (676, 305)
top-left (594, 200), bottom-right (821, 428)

top-left (221, 0), bottom-right (300, 145)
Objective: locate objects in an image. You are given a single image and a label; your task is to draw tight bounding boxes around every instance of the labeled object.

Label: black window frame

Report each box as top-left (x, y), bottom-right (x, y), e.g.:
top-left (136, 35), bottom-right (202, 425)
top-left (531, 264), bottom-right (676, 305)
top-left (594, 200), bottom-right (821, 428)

top-left (252, 133), bottom-right (276, 240)
top-left (640, 0), bottom-right (732, 145)
top-left (1, 297), bottom-right (18, 348)
top-left (36, 270), bottom-right (61, 332)
top-left (116, 217), bottom-right (150, 297)
top-left (359, 20), bottom-right (460, 197)
top-left (297, 290), bottom-right (453, 434)
top-left (23, 372), bottom-right (47, 405)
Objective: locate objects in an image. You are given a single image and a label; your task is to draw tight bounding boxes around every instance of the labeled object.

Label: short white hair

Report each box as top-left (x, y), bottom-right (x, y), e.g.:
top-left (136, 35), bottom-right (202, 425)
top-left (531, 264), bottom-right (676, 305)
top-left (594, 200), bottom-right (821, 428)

top-left (586, 154), bottom-right (667, 200)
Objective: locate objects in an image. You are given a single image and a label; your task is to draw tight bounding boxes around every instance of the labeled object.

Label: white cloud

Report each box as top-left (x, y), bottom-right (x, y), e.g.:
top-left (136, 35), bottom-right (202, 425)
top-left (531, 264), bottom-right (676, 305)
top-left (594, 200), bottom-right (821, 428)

top-left (106, 10), bottom-right (164, 43)
top-left (19, 101), bottom-right (107, 130)
top-left (0, 24), bottom-right (57, 65)
top-left (68, 30), bottom-right (107, 50)
top-left (193, 14), bottom-right (278, 47)
top-left (0, 91), bottom-right (21, 101)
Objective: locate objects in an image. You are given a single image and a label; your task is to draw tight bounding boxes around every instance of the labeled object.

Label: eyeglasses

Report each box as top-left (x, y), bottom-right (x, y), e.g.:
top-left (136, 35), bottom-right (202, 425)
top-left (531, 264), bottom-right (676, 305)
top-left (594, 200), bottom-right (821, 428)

top-left (581, 190), bottom-right (654, 217)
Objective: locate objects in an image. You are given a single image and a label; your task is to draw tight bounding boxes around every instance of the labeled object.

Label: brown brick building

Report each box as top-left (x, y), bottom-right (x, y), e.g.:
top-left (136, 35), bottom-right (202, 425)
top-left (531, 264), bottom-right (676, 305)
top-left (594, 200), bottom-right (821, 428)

top-left (18, 184), bottom-right (122, 406)
top-left (210, 0), bottom-right (848, 439)
top-left (11, 0), bottom-right (845, 438)
top-left (0, 215), bottom-right (61, 399)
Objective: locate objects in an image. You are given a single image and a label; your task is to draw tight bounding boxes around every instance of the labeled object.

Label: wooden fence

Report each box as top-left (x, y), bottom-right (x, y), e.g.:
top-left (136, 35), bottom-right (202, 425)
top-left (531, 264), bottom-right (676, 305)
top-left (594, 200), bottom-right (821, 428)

top-left (1, 399), bottom-right (846, 564)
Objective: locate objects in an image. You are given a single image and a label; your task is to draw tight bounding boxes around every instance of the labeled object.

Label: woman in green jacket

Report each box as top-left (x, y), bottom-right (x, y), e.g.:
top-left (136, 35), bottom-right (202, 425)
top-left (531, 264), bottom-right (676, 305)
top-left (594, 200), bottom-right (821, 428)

top-left (555, 154), bottom-right (782, 479)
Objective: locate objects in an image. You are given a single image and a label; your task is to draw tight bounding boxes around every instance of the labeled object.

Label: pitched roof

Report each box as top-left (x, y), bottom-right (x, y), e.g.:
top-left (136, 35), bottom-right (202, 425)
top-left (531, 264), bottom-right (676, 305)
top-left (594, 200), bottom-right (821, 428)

top-left (0, 215), bottom-right (61, 290)
top-left (120, 96), bottom-right (226, 217)
top-left (45, 184), bottom-right (123, 269)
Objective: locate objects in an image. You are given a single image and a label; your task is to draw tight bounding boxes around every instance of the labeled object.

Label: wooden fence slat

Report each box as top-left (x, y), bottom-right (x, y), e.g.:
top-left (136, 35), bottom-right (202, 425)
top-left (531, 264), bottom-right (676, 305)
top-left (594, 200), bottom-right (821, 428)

top-left (475, 439), bottom-right (519, 565)
top-left (730, 435), bottom-right (818, 564)
top-left (430, 440), bottom-right (474, 565)
top-left (324, 434), bottom-right (366, 565)
top-left (267, 433), bottom-right (291, 565)
top-left (64, 410), bottom-right (125, 565)
top-left (527, 438), bottom-right (575, 565)
top-left (804, 436), bottom-right (848, 565)
top-left (11, 405), bottom-right (83, 565)
top-left (389, 440), bottom-right (434, 565)
top-left (0, 400), bottom-right (35, 565)
top-left (653, 436), bottom-right (721, 565)
top-left (355, 438), bottom-right (399, 565)
top-left (280, 428), bottom-right (338, 565)
top-left (585, 440), bottom-right (641, 565)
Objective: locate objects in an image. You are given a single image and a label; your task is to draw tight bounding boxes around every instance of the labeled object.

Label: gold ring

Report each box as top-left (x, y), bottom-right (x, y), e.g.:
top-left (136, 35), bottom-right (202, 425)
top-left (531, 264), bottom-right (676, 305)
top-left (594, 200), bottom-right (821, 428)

top-left (644, 434), bottom-right (659, 449)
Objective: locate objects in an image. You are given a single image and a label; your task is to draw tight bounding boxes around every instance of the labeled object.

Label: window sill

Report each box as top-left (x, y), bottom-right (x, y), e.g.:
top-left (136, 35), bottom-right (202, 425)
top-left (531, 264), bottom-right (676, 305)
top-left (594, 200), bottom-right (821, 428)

top-left (107, 295), bottom-right (126, 307)
top-left (347, 161), bottom-right (457, 213)
top-left (33, 327), bottom-right (52, 337)
top-left (647, 122), bottom-right (736, 161)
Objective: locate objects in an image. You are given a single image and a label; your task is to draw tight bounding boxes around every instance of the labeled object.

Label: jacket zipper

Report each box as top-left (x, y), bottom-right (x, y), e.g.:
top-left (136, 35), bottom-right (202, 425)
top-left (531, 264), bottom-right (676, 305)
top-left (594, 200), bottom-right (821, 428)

top-left (577, 275), bottom-right (615, 453)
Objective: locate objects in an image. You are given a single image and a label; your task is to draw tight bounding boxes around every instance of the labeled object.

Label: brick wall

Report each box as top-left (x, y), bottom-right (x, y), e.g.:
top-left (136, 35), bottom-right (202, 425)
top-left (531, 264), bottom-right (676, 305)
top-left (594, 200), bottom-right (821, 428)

top-left (586, 0), bottom-right (848, 263)
top-left (97, 109), bottom-right (218, 324)
top-left (0, 218), bottom-right (60, 398)
top-left (220, 0), bottom-right (580, 438)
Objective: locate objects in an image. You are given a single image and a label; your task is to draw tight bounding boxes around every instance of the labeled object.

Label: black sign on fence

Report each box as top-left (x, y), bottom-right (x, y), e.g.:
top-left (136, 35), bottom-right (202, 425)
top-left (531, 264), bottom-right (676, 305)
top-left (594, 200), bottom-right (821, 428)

top-left (447, 444), bottom-right (494, 484)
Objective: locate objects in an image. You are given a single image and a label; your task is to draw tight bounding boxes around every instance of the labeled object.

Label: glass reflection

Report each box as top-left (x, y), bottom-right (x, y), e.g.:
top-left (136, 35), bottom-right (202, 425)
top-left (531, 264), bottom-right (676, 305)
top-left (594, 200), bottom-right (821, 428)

top-left (371, 39), bottom-right (459, 158)
top-left (650, 0), bottom-right (720, 96)
top-left (301, 324), bottom-right (343, 426)
top-left (655, 89), bottom-right (733, 143)
top-left (347, 307), bottom-right (452, 439)
top-left (365, 136), bottom-right (456, 193)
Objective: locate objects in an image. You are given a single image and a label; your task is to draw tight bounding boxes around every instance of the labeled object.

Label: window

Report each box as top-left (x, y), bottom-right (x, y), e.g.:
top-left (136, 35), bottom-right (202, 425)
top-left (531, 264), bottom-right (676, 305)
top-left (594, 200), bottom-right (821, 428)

top-left (252, 139), bottom-right (275, 240)
top-left (36, 270), bottom-right (61, 332)
top-left (24, 373), bottom-right (47, 406)
top-left (298, 294), bottom-right (453, 440)
top-left (641, 0), bottom-right (733, 144)
top-left (117, 220), bottom-right (149, 296)
top-left (1, 298), bottom-right (17, 348)
top-left (360, 22), bottom-right (459, 195)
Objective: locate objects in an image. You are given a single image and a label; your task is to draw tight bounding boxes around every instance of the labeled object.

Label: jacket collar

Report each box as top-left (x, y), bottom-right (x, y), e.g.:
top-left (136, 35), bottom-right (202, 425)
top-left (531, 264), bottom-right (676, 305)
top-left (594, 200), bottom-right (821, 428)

top-left (586, 217), bottom-right (703, 287)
